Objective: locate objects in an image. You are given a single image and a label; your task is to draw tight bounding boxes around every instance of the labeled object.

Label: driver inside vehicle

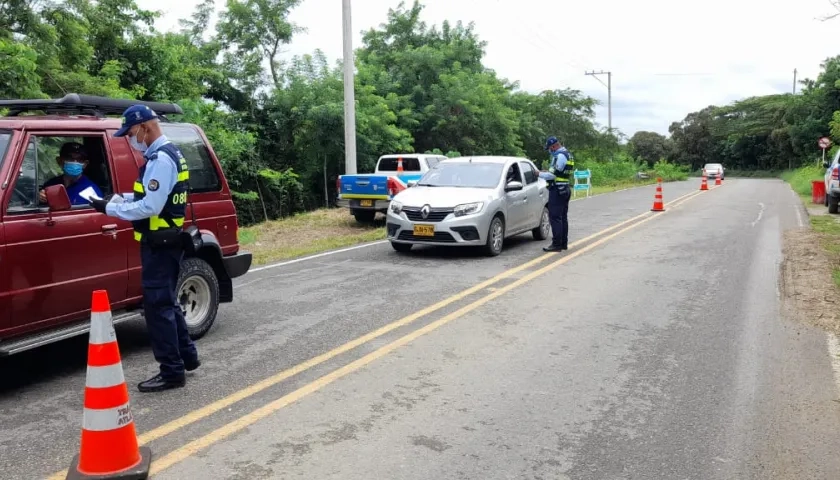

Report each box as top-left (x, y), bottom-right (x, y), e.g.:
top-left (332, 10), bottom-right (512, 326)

top-left (39, 142), bottom-right (103, 206)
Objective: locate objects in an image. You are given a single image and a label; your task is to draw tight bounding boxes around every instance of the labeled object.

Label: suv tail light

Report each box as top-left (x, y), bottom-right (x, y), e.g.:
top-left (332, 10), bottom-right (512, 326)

top-left (336, 177), bottom-right (342, 192)
top-left (833, 167), bottom-right (839, 180)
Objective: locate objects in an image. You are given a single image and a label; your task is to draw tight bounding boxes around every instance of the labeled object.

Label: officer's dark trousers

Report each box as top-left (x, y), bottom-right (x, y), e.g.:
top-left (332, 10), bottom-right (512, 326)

top-left (548, 184), bottom-right (571, 248)
top-left (140, 243), bottom-right (198, 380)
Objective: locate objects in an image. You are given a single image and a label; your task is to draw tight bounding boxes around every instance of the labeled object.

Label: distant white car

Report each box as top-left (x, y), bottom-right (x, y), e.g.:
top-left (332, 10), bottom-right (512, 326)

top-left (703, 163), bottom-right (724, 180)
top-left (385, 156), bottom-right (550, 256)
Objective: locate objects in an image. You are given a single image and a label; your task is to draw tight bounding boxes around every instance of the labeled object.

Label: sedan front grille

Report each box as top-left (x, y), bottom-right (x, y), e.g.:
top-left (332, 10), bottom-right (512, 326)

top-left (402, 207), bottom-right (454, 223)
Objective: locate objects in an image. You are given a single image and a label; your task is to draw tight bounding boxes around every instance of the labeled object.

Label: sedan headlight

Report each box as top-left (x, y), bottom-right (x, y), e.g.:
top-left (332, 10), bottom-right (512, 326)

top-left (454, 202), bottom-right (484, 217)
top-left (389, 201), bottom-right (403, 214)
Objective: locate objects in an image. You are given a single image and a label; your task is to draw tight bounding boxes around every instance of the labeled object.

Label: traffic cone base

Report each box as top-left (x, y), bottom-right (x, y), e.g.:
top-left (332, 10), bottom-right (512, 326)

top-left (66, 290), bottom-right (150, 480)
top-left (66, 447), bottom-right (151, 480)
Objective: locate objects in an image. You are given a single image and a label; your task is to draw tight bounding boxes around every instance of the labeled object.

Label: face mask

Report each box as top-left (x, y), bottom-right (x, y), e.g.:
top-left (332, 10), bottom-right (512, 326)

top-left (129, 135), bottom-right (148, 153)
top-left (63, 161), bottom-right (84, 177)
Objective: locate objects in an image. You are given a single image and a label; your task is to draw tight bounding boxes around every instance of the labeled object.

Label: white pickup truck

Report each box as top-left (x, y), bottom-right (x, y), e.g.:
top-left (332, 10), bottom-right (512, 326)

top-left (336, 154), bottom-right (447, 223)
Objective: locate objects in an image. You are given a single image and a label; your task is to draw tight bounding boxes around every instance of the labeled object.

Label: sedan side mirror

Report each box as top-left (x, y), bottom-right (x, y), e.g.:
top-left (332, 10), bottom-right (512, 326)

top-left (504, 181), bottom-right (524, 192)
top-left (45, 184), bottom-right (71, 211)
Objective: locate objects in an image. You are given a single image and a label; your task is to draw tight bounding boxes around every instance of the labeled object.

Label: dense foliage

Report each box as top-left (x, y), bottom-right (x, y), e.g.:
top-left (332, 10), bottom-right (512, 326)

top-left (633, 56), bottom-right (840, 174)
top-left (3, 0), bottom-right (690, 225)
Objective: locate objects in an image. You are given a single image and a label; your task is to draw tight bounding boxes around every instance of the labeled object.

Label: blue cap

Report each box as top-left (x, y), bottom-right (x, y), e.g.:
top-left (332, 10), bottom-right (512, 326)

top-left (544, 136), bottom-right (559, 150)
top-left (113, 104), bottom-right (158, 137)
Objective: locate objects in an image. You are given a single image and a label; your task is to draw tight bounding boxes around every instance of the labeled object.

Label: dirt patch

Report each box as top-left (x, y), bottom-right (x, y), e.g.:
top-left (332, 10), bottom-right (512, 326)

top-left (780, 228), bottom-right (840, 336)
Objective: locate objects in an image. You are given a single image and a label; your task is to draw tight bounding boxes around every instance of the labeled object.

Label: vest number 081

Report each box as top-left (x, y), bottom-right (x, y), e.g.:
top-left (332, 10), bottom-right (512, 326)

top-left (171, 192), bottom-right (188, 205)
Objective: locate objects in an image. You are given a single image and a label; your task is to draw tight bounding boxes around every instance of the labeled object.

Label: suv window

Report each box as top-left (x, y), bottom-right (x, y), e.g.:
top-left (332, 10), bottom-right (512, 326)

top-left (378, 157), bottom-right (421, 171)
top-left (426, 157), bottom-right (441, 169)
top-left (0, 130), bottom-right (10, 172)
top-left (161, 124), bottom-right (221, 193)
top-left (519, 161), bottom-right (538, 184)
top-left (6, 135), bottom-right (114, 213)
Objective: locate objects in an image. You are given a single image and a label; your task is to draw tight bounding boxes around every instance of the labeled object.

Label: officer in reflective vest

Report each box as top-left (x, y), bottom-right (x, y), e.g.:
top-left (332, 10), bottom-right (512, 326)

top-left (538, 136), bottom-right (573, 252)
top-left (89, 104), bottom-right (199, 393)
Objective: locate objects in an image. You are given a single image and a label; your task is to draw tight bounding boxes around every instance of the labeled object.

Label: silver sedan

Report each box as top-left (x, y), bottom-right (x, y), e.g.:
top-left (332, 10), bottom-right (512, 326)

top-left (385, 156), bottom-right (551, 256)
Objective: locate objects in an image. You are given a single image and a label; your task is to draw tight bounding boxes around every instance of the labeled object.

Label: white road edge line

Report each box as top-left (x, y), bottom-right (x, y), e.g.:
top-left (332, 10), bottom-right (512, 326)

top-left (750, 202), bottom-right (765, 227)
top-left (826, 333), bottom-right (840, 399)
top-left (242, 180), bottom-right (689, 276)
top-left (791, 187), bottom-right (805, 227)
top-left (246, 241), bottom-right (389, 274)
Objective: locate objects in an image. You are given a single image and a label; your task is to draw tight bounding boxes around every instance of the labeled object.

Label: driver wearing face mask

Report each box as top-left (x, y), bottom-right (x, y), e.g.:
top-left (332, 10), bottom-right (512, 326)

top-left (39, 142), bottom-right (103, 205)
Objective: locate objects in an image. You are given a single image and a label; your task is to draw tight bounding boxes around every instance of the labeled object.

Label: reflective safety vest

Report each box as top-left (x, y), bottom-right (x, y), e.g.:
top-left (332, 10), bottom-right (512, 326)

top-left (551, 149), bottom-right (574, 184)
top-left (132, 142), bottom-right (190, 242)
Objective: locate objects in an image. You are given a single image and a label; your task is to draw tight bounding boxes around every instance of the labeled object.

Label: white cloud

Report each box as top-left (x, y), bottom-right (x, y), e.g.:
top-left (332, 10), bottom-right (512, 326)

top-left (139, 0), bottom-right (840, 137)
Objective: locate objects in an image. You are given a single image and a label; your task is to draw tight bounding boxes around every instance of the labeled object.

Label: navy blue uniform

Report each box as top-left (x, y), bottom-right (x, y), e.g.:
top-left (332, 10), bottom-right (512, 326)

top-left (106, 135), bottom-right (197, 380)
top-left (539, 146), bottom-right (573, 249)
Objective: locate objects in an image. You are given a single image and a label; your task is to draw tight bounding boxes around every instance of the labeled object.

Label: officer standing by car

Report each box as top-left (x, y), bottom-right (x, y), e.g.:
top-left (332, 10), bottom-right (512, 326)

top-left (89, 104), bottom-right (200, 393)
top-left (539, 136), bottom-right (573, 252)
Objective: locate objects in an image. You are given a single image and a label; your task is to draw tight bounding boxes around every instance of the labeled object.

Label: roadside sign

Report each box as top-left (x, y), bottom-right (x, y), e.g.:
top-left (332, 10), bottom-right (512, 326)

top-left (820, 137), bottom-right (832, 149)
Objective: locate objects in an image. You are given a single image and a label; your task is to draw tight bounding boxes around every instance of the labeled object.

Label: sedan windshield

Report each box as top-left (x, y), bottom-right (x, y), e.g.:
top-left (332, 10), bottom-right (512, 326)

top-left (417, 162), bottom-right (504, 188)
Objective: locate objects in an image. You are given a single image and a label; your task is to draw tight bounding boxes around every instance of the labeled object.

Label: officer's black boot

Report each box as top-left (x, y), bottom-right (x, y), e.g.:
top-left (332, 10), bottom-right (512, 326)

top-left (138, 373), bottom-right (186, 392)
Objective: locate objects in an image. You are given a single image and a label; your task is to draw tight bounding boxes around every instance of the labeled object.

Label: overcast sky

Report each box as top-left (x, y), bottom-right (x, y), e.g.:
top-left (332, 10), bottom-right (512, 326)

top-left (139, 0), bottom-right (840, 138)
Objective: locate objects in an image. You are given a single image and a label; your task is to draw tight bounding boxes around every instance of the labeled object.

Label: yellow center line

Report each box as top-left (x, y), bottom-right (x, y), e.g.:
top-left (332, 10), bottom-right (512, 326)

top-left (146, 182), bottom-right (708, 476)
top-left (46, 186), bottom-right (699, 480)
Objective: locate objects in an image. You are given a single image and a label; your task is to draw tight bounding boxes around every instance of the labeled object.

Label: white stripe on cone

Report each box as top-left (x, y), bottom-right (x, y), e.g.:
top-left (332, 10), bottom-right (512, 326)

top-left (82, 402), bottom-right (134, 431)
top-left (85, 363), bottom-right (127, 389)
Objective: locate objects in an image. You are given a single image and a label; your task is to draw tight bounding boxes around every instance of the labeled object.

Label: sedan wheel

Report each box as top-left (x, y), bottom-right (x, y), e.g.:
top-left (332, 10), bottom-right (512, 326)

top-left (532, 206), bottom-right (550, 240)
top-left (484, 216), bottom-right (505, 257)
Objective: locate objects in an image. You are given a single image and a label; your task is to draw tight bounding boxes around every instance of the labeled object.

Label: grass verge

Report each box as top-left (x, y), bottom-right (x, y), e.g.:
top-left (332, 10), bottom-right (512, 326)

top-left (237, 179), bottom-right (680, 266)
top-left (808, 214), bottom-right (840, 287)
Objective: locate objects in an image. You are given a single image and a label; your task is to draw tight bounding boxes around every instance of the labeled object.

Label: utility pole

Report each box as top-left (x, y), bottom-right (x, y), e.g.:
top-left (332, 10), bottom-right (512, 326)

top-left (793, 68), bottom-right (797, 94)
top-left (342, 0), bottom-right (357, 175)
top-left (585, 70), bottom-right (612, 134)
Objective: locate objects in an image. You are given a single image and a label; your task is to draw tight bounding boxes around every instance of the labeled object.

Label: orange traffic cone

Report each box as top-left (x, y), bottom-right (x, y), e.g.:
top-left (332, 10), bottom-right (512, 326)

top-left (66, 290), bottom-right (151, 480)
top-left (651, 178), bottom-right (665, 212)
top-left (700, 169), bottom-right (709, 191)
top-left (714, 174), bottom-right (721, 186)
top-left (396, 157), bottom-right (404, 175)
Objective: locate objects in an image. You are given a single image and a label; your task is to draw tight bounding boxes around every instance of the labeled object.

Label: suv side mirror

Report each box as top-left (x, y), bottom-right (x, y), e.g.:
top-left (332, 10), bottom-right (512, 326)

top-left (824, 161), bottom-right (831, 169)
top-left (505, 181), bottom-right (524, 192)
top-left (45, 184), bottom-right (71, 211)
top-left (407, 180), bottom-right (417, 187)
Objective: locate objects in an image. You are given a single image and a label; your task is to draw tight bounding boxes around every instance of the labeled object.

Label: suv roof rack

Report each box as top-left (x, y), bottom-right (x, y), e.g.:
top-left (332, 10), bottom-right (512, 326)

top-left (0, 94), bottom-right (183, 120)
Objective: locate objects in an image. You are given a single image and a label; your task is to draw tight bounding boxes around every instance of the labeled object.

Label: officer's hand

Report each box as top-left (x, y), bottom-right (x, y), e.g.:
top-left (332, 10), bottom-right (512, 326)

top-left (90, 198), bottom-right (108, 214)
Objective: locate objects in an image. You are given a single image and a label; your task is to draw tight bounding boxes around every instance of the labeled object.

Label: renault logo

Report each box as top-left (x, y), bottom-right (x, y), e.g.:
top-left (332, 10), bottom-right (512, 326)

top-left (420, 205), bottom-right (430, 219)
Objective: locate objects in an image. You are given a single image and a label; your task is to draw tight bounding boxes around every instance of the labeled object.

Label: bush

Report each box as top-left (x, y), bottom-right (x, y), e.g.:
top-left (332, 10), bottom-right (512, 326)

top-left (651, 160), bottom-right (689, 181)
top-left (781, 165), bottom-right (824, 196)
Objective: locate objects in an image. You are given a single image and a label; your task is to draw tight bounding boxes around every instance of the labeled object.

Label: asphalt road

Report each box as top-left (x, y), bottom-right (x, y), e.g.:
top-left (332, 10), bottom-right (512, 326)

top-left (3, 179), bottom-right (840, 479)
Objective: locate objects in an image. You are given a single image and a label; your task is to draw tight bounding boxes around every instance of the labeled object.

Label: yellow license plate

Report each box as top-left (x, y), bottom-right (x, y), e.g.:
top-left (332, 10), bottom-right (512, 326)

top-left (360, 199), bottom-right (373, 207)
top-left (413, 224), bottom-right (435, 236)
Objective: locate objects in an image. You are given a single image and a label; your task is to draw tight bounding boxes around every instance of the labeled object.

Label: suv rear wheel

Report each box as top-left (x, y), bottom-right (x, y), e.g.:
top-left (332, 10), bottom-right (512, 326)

top-left (830, 195), bottom-right (839, 214)
top-left (178, 257), bottom-right (220, 339)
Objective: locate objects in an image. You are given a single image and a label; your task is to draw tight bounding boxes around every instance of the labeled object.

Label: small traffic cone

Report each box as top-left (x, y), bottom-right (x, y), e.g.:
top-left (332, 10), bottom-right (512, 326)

top-left (700, 169), bottom-right (709, 191)
top-left (66, 290), bottom-right (151, 480)
top-left (396, 157), bottom-right (404, 175)
top-left (714, 174), bottom-right (721, 186)
top-left (651, 178), bottom-right (665, 212)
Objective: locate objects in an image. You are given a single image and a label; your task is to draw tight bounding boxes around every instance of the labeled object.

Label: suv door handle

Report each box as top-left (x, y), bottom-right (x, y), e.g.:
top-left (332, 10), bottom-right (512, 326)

top-left (101, 224), bottom-right (117, 232)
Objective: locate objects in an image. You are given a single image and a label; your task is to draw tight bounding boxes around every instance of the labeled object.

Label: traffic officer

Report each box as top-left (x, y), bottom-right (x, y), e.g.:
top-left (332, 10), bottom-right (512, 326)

top-left (89, 104), bottom-right (199, 393)
top-left (538, 136), bottom-right (573, 252)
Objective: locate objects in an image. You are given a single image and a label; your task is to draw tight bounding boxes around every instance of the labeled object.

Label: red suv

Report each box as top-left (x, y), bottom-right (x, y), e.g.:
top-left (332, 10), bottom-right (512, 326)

top-left (0, 94), bottom-right (252, 356)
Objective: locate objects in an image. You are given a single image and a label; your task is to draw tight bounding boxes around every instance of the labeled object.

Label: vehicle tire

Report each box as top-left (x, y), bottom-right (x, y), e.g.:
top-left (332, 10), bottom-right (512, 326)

top-left (483, 215), bottom-right (505, 257)
top-left (826, 191), bottom-right (830, 207)
top-left (177, 257), bottom-right (220, 340)
top-left (391, 241), bottom-right (412, 253)
top-left (353, 210), bottom-right (376, 223)
top-left (830, 195), bottom-right (839, 214)
top-left (532, 205), bottom-right (550, 240)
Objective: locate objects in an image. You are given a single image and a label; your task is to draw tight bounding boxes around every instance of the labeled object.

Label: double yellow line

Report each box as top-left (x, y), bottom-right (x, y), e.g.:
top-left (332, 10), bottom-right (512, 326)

top-left (47, 186), bottom-right (709, 479)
